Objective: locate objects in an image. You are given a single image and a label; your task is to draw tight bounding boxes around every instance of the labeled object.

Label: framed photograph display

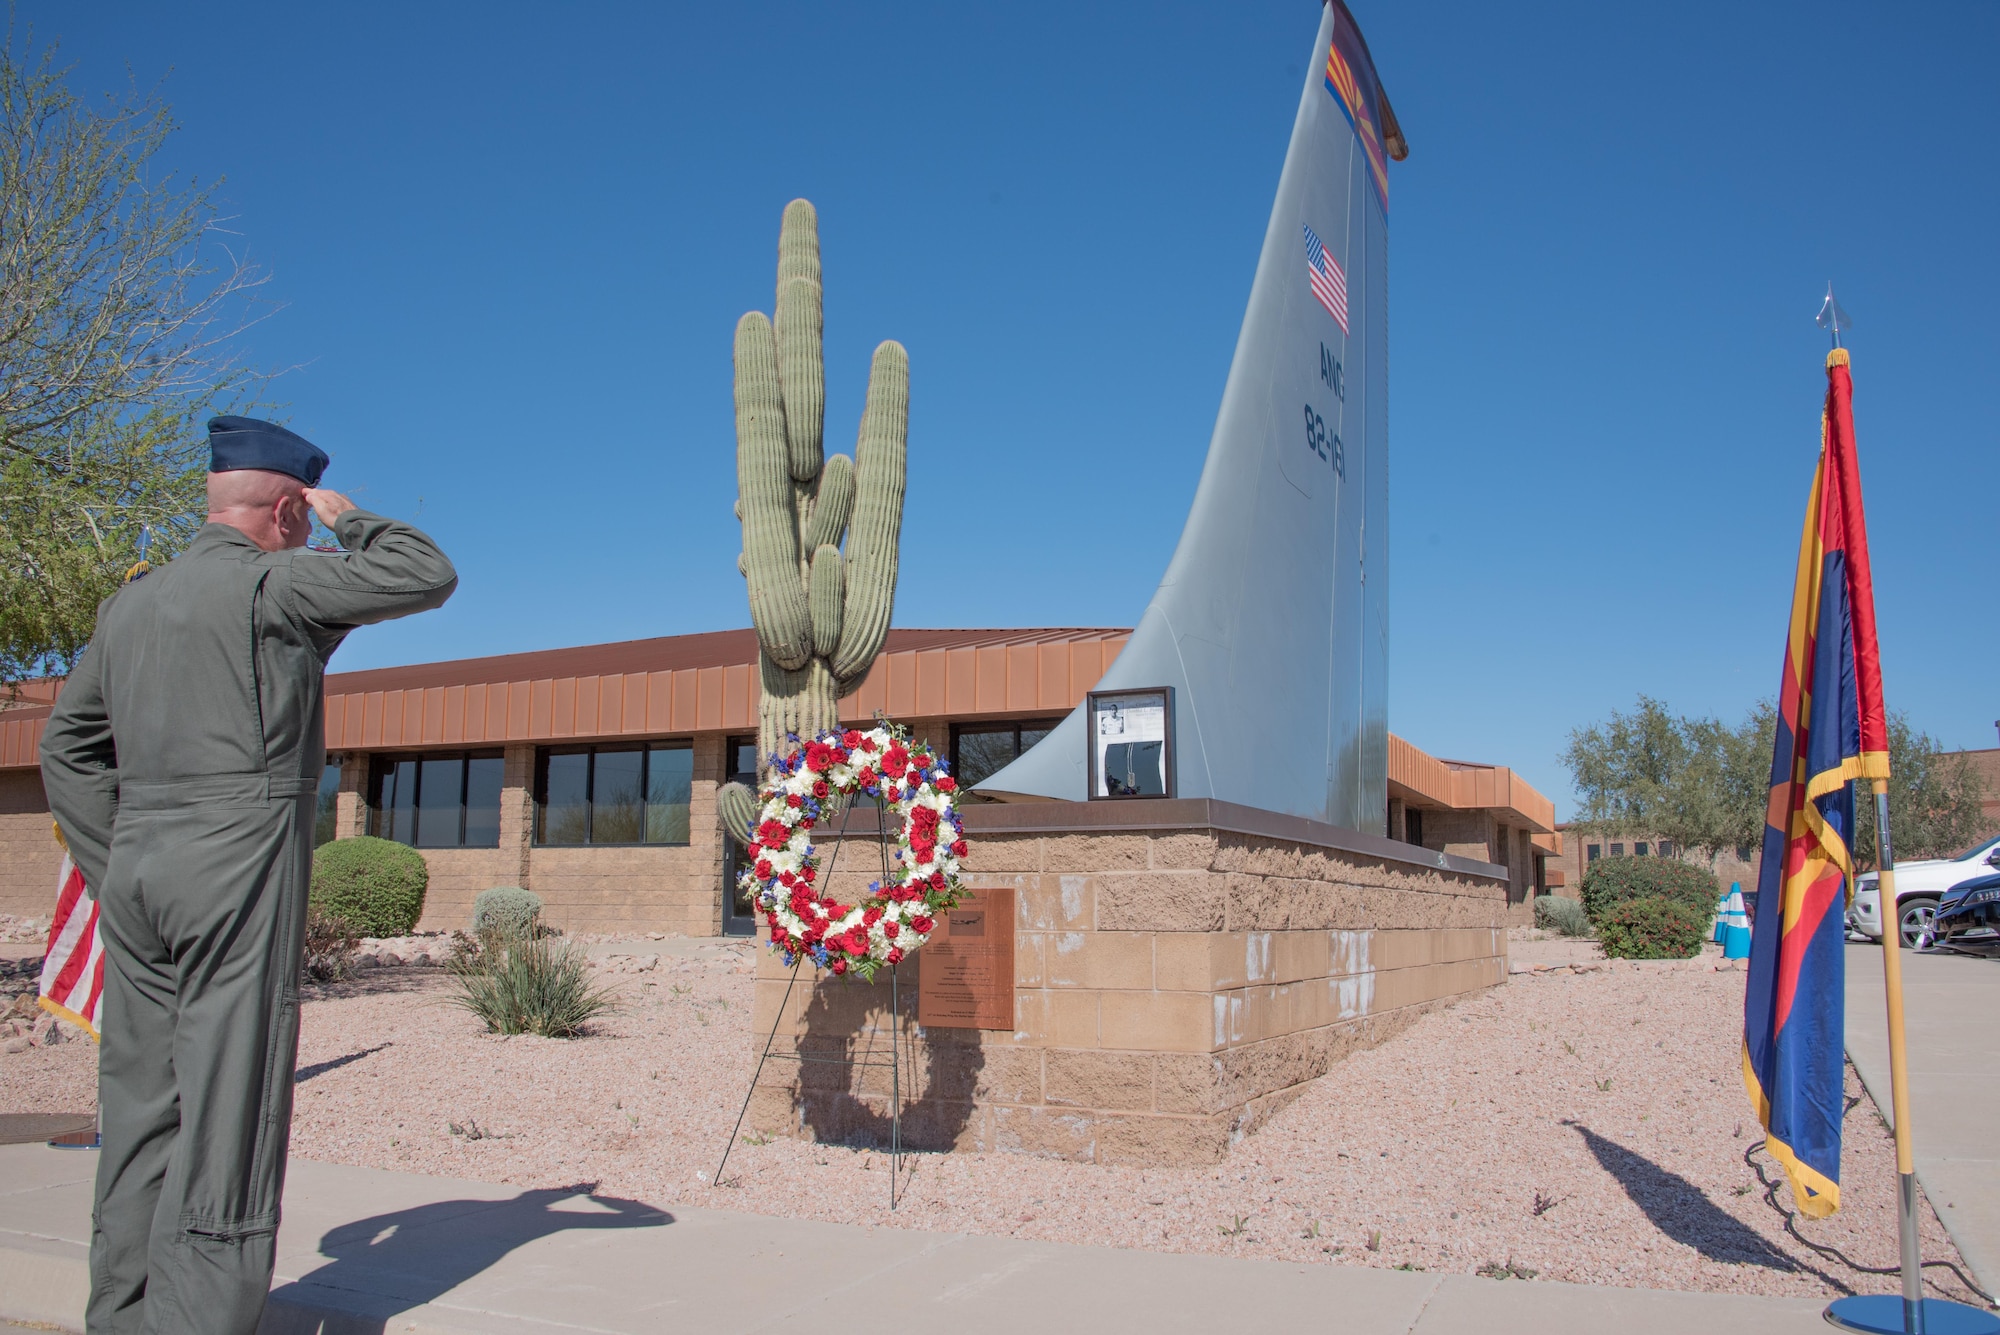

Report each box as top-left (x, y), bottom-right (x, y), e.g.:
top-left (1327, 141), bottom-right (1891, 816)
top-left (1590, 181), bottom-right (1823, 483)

top-left (1087, 687), bottom-right (1174, 800)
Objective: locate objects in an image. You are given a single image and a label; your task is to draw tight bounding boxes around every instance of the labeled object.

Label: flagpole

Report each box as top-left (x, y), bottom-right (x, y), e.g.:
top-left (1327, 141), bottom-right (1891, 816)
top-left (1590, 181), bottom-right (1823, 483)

top-left (1816, 317), bottom-right (1995, 1335)
top-left (1870, 779), bottom-right (1926, 1332)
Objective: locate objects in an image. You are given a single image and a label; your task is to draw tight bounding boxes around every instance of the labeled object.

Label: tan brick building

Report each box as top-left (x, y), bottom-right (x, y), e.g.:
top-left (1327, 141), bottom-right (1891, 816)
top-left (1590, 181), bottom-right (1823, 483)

top-left (1, 626), bottom-right (1558, 936)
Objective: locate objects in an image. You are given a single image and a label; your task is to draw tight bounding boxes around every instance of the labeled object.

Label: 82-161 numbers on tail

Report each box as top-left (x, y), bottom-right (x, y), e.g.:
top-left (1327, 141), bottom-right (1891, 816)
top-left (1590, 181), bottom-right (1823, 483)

top-left (1304, 404), bottom-right (1345, 480)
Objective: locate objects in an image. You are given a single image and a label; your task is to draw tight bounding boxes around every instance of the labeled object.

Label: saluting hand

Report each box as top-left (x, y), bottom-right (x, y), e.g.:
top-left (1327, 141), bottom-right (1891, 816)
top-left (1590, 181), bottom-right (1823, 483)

top-left (303, 488), bottom-right (359, 526)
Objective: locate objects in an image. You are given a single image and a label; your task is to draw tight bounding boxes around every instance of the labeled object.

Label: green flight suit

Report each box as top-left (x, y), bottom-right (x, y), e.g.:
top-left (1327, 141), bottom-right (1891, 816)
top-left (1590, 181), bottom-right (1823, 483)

top-left (39, 510), bottom-right (456, 1335)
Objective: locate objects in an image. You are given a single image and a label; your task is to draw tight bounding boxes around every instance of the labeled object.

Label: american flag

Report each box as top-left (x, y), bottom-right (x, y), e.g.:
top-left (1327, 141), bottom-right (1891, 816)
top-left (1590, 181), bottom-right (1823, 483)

top-left (38, 848), bottom-right (102, 1041)
top-left (1303, 223), bottom-right (1349, 335)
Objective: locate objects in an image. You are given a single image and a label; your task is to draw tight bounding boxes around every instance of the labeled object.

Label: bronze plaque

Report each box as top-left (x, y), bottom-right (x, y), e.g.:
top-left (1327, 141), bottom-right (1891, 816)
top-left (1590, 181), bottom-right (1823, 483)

top-left (917, 886), bottom-right (1016, 1030)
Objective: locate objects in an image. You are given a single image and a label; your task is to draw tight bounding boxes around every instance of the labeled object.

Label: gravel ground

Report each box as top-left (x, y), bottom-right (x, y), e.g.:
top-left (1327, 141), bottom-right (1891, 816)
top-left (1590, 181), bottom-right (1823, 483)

top-left (0, 931), bottom-right (1983, 1305)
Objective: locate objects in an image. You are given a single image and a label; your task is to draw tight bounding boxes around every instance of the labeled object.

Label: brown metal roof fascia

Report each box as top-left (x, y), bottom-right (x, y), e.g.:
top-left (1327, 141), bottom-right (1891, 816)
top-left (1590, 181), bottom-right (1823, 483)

top-left (319, 629), bottom-right (1133, 752)
top-left (321, 627), bottom-right (1128, 697)
top-left (823, 796), bottom-right (1505, 883)
top-left (1384, 734), bottom-right (1555, 835)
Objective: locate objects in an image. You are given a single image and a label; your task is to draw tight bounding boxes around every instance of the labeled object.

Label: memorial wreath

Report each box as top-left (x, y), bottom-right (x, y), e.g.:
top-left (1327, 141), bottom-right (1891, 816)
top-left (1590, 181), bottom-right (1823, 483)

top-left (741, 723), bottom-right (968, 979)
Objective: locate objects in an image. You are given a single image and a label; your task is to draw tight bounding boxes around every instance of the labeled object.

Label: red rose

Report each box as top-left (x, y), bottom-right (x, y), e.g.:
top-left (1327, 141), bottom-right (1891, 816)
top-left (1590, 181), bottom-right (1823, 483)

top-left (812, 779), bottom-right (828, 798)
top-left (951, 839), bottom-right (968, 857)
top-left (830, 958), bottom-right (848, 975)
top-left (883, 920), bottom-right (900, 939)
top-left (843, 730), bottom-right (863, 748)
top-left (863, 906), bottom-right (883, 925)
top-left (800, 865), bottom-right (815, 884)
top-left (754, 859), bottom-right (773, 878)
top-left (911, 915), bottom-right (934, 934)
top-left (786, 793), bottom-right (803, 809)
top-left (929, 872), bottom-right (946, 890)
top-left (857, 767), bottom-right (877, 788)
top-left (937, 776), bottom-right (957, 793)
top-left (887, 947), bottom-right (904, 964)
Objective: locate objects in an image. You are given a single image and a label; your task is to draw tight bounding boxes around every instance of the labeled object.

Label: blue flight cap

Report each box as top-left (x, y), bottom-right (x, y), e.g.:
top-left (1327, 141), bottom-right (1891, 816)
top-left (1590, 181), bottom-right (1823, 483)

top-left (207, 416), bottom-right (329, 487)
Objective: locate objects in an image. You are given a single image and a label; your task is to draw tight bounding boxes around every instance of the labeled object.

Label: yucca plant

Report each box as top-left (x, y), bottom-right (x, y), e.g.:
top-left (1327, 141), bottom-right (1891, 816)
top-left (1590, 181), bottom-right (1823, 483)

top-left (447, 928), bottom-right (617, 1038)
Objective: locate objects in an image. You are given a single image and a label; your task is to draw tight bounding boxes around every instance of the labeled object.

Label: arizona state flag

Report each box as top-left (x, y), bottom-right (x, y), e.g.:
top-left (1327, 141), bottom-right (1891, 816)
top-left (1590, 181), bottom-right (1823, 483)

top-left (1742, 347), bottom-right (1888, 1218)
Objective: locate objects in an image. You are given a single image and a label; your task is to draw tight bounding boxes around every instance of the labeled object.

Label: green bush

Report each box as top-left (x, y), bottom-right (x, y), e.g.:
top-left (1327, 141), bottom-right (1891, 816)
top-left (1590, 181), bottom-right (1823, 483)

top-left (472, 887), bottom-right (543, 937)
top-left (310, 836), bottom-right (428, 938)
top-left (1579, 855), bottom-right (1718, 924)
top-left (1533, 894), bottom-right (1591, 937)
top-left (447, 932), bottom-right (616, 1038)
top-left (1596, 896), bottom-right (1708, 959)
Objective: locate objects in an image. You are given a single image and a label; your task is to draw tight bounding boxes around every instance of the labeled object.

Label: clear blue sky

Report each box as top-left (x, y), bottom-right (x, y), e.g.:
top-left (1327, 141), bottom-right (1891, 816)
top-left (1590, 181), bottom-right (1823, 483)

top-left (33, 1), bottom-right (1999, 815)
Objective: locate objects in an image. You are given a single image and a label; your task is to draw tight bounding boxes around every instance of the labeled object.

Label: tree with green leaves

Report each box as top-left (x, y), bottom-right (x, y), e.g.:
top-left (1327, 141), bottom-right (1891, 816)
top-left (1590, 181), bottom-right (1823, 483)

top-left (1562, 697), bottom-right (1985, 865)
top-left (1560, 696), bottom-right (1768, 858)
top-left (0, 29), bottom-right (270, 685)
top-left (1852, 713), bottom-right (1989, 867)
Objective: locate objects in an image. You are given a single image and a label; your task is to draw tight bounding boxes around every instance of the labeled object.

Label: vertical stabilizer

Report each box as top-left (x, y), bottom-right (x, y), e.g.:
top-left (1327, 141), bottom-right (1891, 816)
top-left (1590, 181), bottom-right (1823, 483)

top-left (978, 1), bottom-right (1400, 831)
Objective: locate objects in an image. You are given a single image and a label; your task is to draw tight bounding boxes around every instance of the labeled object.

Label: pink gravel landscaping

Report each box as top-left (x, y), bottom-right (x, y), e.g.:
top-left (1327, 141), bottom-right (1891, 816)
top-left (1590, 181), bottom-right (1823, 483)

top-left (0, 931), bottom-right (1981, 1305)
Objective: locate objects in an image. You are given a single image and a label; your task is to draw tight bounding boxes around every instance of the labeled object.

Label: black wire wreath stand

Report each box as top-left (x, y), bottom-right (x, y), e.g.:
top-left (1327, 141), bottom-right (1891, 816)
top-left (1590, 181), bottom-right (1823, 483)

top-left (713, 794), bottom-right (911, 1211)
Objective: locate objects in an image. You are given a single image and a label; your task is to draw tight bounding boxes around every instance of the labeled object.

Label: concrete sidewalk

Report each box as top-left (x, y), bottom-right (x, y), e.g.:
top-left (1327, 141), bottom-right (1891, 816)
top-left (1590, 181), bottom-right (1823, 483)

top-left (1845, 942), bottom-right (2000, 1297)
top-left (0, 1144), bottom-right (1832, 1335)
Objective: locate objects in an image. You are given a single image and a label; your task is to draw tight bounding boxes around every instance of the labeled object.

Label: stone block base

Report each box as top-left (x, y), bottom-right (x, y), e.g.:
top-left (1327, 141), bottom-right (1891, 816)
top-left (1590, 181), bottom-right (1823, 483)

top-left (745, 800), bottom-right (1510, 1167)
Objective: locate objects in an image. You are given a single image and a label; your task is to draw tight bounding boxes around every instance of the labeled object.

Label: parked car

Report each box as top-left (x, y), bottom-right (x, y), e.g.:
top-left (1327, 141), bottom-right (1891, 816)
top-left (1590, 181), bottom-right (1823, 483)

top-left (1848, 833), bottom-right (2000, 948)
top-left (1931, 872), bottom-right (2000, 958)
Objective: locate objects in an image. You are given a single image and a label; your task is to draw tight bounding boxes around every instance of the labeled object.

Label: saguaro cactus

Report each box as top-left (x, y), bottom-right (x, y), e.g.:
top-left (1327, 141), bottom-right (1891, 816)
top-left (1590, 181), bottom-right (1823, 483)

top-left (718, 200), bottom-right (908, 846)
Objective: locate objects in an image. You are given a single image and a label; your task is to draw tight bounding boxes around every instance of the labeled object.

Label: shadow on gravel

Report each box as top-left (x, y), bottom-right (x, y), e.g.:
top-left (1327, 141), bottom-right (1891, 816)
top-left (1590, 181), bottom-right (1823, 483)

top-left (294, 1042), bottom-right (393, 1083)
top-left (793, 963), bottom-right (982, 1153)
top-left (303, 969), bottom-right (445, 1001)
top-left (1568, 1122), bottom-right (1799, 1269)
top-left (268, 1183), bottom-right (670, 1331)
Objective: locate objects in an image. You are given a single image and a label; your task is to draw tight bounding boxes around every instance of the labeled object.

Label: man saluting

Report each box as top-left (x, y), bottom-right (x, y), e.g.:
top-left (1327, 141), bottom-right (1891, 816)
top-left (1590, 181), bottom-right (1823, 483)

top-left (39, 417), bottom-right (457, 1334)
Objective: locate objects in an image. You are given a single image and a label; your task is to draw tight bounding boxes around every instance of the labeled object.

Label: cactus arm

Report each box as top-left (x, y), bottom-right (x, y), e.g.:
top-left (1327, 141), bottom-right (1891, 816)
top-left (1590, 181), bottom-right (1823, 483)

top-left (777, 280), bottom-right (824, 483)
top-left (809, 545), bottom-right (845, 659)
top-left (830, 340), bottom-right (908, 680)
top-left (734, 311), bottom-right (812, 671)
top-left (803, 453), bottom-right (853, 552)
top-left (718, 781), bottom-right (758, 848)
top-left (776, 201), bottom-right (824, 483)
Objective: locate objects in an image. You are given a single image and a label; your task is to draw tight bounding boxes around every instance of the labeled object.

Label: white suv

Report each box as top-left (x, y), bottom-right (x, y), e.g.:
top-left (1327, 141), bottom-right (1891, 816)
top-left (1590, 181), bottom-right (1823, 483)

top-left (1849, 833), bottom-right (2000, 948)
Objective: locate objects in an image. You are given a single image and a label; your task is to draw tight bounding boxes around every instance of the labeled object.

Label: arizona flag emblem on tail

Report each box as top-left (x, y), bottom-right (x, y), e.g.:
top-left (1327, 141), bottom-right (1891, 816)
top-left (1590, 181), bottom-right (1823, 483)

top-left (1742, 347), bottom-right (1887, 1218)
top-left (38, 844), bottom-right (103, 1041)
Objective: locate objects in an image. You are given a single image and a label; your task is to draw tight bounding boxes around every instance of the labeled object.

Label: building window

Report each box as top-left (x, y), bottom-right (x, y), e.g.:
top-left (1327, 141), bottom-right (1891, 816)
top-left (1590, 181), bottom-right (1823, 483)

top-left (1659, 841), bottom-right (1675, 859)
top-left (369, 752), bottom-right (503, 848)
top-left (1405, 808), bottom-right (1425, 848)
top-left (315, 761), bottom-right (343, 847)
top-left (1610, 842), bottom-right (1625, 857)
top-left (1634, 841), bottom-right (1650, 857)
top-left (535, 742), bottom-right (693, 846)
top-left (1587, 843), bottom-right (1601, 863)
top-left (1494, 824), bottom-right (1509, 866)
top-left (950, 719), bottom-right (1063, 791)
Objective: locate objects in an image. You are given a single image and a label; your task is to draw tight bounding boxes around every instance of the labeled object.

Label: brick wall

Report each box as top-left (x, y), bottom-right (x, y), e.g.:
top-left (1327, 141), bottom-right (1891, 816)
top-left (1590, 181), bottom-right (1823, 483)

top-left (0, 770), bottom-right (61, 920)
top-left (747, 814), bottom-right (1508, 1166)
top-left (395, 736), bottom-right (731, 937)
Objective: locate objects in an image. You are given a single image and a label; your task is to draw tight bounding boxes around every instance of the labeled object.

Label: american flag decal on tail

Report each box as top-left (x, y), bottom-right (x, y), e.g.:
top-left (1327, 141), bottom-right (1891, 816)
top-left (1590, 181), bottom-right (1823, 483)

top-left (38, 849), bottom-right (102, 1041)
top-left (1303, 224), bottom-right (1349, 335)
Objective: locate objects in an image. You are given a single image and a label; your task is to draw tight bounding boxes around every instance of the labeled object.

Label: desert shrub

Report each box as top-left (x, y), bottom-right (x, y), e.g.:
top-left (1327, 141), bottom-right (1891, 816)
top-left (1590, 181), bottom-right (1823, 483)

top-left (302, 906), bottom-right (360, 982)
top-left (1596, 896), bottom-right (1707, 959)
top-left (472, 886), bottom-right (543, 937)
top-left (1533, 894), bottom-right (1591, 937)
top-left (1579, 855), bottom-right (1718, 924)
top-left (310, 836), bottom-right (428, 938)
top-left (447, 930), bottom-right (615, 1038)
